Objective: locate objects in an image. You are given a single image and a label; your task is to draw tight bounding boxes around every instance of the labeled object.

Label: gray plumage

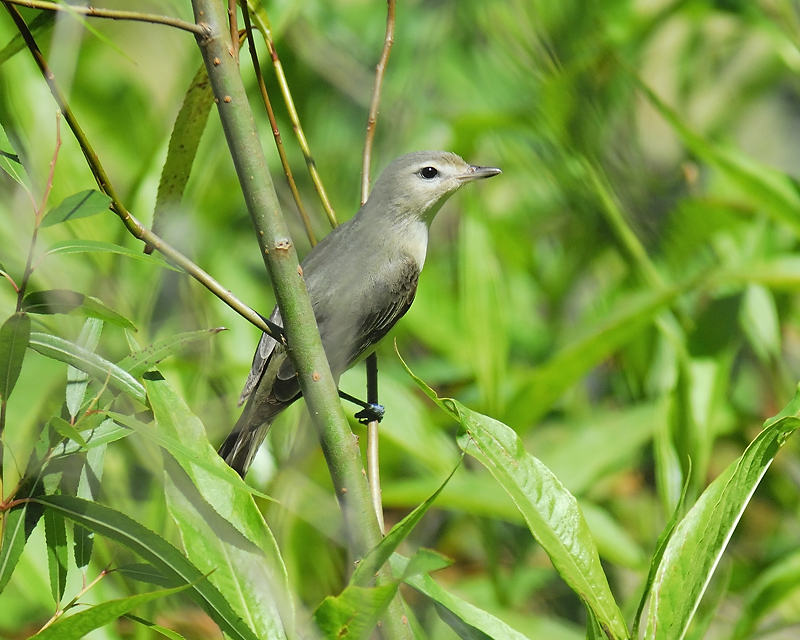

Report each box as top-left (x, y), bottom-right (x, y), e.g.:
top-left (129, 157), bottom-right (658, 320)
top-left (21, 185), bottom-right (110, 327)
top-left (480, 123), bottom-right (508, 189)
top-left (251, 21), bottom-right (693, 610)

top-left (219, 151), bottom-right (501, 476)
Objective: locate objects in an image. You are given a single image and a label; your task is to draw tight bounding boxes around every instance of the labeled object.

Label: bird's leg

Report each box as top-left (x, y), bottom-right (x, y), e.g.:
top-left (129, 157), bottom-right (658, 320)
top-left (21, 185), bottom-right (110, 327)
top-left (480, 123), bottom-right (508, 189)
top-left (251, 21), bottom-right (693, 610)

top-left (337, 390), bottom-right (385, 424)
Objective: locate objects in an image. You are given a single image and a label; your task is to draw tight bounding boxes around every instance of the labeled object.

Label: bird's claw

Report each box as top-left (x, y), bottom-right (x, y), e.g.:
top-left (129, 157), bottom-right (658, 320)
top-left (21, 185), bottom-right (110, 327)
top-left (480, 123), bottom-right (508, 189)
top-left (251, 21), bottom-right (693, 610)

top-left (355, 403), bottom-right (385, 424)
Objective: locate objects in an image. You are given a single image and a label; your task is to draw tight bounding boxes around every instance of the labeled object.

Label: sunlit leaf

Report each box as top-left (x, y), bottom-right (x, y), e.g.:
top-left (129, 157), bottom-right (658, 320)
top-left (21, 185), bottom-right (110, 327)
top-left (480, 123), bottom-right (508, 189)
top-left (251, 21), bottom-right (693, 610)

top-left (28, 333), bottom-right (145, 403)
top-left (31, 582), bottom-right (195, 640)
top-left (644, 388), bottom-right (800, 640)
top-left (402, 358), bottom-right (628, 639)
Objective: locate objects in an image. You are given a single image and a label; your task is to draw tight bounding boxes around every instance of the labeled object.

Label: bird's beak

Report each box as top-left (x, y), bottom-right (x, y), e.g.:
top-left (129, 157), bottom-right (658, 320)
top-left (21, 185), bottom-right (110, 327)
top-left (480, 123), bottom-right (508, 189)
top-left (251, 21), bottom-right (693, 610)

top-left (457, 165), bottom-right (502, 182)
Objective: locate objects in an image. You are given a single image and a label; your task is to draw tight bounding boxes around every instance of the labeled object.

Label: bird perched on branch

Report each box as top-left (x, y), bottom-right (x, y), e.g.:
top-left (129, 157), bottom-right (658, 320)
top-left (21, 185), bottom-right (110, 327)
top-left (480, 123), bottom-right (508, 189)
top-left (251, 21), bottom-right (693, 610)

top-left (219, 151), bottom-right (501, 476)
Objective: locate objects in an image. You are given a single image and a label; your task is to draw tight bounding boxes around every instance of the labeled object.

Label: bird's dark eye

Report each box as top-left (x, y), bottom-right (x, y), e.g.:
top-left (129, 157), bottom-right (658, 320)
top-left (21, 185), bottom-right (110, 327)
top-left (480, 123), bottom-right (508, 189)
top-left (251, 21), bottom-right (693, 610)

top-left (419, 166), bottom-right (439, 180)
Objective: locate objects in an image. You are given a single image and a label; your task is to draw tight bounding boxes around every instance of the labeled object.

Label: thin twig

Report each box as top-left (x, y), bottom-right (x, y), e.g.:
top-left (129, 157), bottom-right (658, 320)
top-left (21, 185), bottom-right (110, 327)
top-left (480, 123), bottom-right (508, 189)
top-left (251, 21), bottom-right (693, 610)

top-left (362, 0), bottom-right (396, 537)
top-left (2, 3), bottom-right (284, 342)
top-left (361, 0), bottom-right (396, 205)
top-left (246, 7), bottom-right (338, 228)
top-left (242, 7), bottom-right (317, 246)
top-left (2, 0), bottom-right (208, 35)
top-left (227, 0), bottom-right (238, 60)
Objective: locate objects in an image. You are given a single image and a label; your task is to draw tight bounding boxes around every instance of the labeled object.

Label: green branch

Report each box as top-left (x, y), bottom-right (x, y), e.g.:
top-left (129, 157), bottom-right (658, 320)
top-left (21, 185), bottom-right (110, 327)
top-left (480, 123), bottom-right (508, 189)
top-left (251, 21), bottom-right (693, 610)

top-left (188, 5), bottom-right (411, 637)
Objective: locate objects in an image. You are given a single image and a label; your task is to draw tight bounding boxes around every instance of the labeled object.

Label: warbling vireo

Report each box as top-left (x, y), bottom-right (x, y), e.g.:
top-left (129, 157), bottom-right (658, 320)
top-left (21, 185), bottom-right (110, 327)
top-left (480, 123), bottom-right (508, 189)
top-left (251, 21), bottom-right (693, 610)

top-left (219, 151), bottom-right (501, 476)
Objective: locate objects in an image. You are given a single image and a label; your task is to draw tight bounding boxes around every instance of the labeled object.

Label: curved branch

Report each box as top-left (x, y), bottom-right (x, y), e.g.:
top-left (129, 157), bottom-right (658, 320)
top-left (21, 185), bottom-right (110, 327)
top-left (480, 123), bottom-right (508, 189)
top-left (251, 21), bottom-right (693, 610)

top-left (3, 0), bottom-right (208, 35)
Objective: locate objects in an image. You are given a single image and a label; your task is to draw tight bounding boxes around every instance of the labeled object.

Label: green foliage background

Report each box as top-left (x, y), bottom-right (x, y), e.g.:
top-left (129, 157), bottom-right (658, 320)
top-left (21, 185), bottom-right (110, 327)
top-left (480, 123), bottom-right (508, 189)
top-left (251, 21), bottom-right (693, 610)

top-left (3, 0), bottom-right (800, 638)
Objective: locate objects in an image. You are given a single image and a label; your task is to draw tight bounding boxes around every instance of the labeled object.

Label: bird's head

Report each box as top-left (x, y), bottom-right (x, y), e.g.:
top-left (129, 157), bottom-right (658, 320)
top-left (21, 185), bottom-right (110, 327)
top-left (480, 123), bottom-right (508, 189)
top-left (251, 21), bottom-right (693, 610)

top-left (365, 151), bottom-right (501, 225)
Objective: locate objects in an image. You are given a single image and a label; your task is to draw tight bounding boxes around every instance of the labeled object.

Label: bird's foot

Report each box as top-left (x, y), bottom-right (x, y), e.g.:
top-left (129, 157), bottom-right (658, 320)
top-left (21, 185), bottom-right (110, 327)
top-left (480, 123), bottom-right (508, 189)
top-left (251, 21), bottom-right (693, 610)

top-left (355, 403), bottom-right (385, 424)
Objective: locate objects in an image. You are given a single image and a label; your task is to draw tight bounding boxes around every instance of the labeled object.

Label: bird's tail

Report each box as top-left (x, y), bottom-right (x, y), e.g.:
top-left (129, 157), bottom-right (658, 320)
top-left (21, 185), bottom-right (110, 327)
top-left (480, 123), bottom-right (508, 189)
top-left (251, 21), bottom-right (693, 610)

top-left (218, 414), bottom-right (272, 478)
top-left (219, 392), bottom-right (289, 477)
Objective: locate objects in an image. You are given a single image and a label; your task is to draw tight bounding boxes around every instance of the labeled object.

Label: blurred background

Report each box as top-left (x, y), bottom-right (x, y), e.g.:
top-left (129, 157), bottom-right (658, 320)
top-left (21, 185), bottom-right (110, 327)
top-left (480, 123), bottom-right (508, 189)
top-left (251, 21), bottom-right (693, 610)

top-left (3, 0), bottom-right (800, 637)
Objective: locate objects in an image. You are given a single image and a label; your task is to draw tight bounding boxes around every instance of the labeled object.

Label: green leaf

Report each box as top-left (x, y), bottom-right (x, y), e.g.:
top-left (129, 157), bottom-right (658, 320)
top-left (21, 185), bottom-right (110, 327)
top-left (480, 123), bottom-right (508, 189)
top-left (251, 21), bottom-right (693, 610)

top-left (31, 582), bottom-right (195, 640)
top-left (631, 461), bottom-right (692, 638)
top-left (145, 372), bottom-right (292, 638)
top-left (0, 117), bottom-right (31, 187)
top-left (125, 614), bottom-right (190, 640)
top-left (40, 190), bottom-right (111, 227)
top-left (106, 409), bottom-right (273, 503)
top-left (67, 318), bottom-right (103, 419)
top-left (52, 417), bottom-right (131, 457)
top-left (34, 495), bottom-right (261, 640)
top-left (644, 387), bottom-right (800, 640)
top-left (0, 11), bottom-right (54, 66)
top-left (402, 359), bottom-right (628, 640)
top-left (350, 460), bottom-right (459, 588)
top-left (28, 332), bottom-right (146, 404)
top-left (313, 583), bottom-right (398, 640)
top-left (44, 508), bottom-right (68, 604)
top-left (43, 239), bottom-right (182, 272)
top-left (151, 63), bottom-right (214, 242)
top-left (49, 416), bottom-right (87, 448)
top-left (315, 548), bottom-right (449, 640)
top-left (74, 444), bottom-right (106, 568)
top-left (21, 290), bottom-right (135, 330)
top-left (391, 555), bottom-right (529, 640)
top-left (0, 312), bottom-right (30, 402)
top-left (118, 328), bottom-right (226, 379)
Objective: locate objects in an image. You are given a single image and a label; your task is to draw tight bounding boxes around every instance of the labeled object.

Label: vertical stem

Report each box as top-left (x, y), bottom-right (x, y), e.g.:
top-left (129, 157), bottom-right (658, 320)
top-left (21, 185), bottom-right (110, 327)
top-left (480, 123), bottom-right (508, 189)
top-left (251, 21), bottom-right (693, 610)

top-left (361, 0), bottom-right (396, 539)
top-left (191, 4), bottom-right (409, 638)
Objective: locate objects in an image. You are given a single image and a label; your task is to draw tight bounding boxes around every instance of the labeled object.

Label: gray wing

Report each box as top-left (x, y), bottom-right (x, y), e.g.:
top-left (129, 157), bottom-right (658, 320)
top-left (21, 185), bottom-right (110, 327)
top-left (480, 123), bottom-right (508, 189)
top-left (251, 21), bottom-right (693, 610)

top-left (275, 254), bottom-right (420, 384)
top-left (237, 306), bottom-right (282, 406)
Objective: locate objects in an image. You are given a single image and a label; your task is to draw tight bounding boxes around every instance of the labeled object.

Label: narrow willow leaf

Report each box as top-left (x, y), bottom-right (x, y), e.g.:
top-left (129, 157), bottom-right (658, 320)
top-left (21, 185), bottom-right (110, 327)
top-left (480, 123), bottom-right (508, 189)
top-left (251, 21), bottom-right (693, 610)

top-left (74, 444), bottom-right (106, 568)
top-left (67, 318), bottom-right (103, 419)
top-left (28, 333), bottom-right (146, 404)
top-left (49, 416), bottom-right (87, 448)
top-left (164, 458), bottom-right (288, 639)
top-left (106, 409), bottom-right (273, 503)
top-left (125, 614), bottom-right (189, 640)
top-left (118, 328), bottom-right (226, 378)
top-left (34, 495), bottom-right (261, 640)
top-left (40, 189), bottom-right (111, 227)
top-left (390, 555), bottom-right (529, 640)
top-left (401, 357), bottom-right (628, 640)
top-left (21, 290), bottom-right (135, 330)
top-left (43, 239), bottom-right (182, 271)
top-left (0, 312), bottom-right (30, 401)
top-left (151, 63), bottom-right (214, 244)
top-left (53, 418), bottom-right (131, 457)
top-left (146, 373), bottom-right (292, 637)
top-left (350, 460), bottom-right (459, 588)
top-left (31, 582), bottom-right (195, 640)
top-left (644, 388), bottom-right (800, 640)
top-left (44, 508), bottom-right (68, 604)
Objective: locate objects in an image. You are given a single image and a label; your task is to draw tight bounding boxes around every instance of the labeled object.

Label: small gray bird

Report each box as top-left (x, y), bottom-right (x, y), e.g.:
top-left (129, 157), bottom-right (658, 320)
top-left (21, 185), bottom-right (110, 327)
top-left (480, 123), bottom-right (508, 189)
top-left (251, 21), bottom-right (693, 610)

top-left (219, 151), bottom-right (501, 476)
